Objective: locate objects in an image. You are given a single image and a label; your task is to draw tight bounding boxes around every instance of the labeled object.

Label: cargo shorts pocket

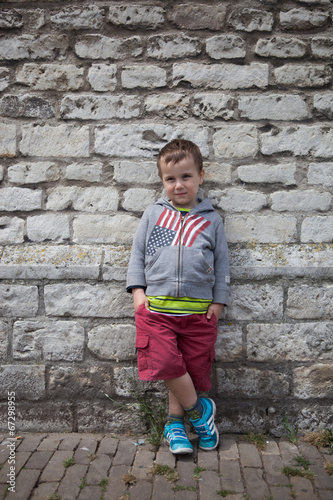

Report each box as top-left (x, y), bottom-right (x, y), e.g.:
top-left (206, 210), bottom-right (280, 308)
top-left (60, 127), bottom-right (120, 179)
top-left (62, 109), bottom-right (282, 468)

top-left (135, 333), bottom-right (150, 372)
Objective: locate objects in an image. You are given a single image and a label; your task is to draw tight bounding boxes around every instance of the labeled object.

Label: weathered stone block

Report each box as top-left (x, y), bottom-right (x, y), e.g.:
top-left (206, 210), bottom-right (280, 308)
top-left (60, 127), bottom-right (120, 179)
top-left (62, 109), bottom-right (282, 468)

top-left (44, 284), bottom-right (133, 318)
top-left (247, 323), bottom-right (333, 361)
top-left (213, 125), bottom-right (258, 159)
top-left (274, 64), bottom-right (330, 87)
top-left (27, 214), bottom-right (70, 242)
top-left (0, 9), bottom-right (23, 28)
top-left (102, 245), bottom-right (131, 281)
top-left (311, 37), bottom-right (333, 59)
top-left (293, 365), bottom-right (333, 399)
top-left (308, 162), bottom-right (333, 186)
top-left (226, 284), bottom-right (284, 320)
top-left (94, 124), bottom-right (209, 158)
top-left (49, 365), bottom-right (112, 399)
top-left (20, 124), bottom-right (89, 157)
top-left (121, 65), bottom-right (166, 88)
top-left (16, 64), bottom-right (84, 91)
top-left (261, 125), bottom-right (333, 158)
top-left (61, 95), bottom-right (140, 120)
top-left (0, 284), bottom-right (38, 317)
top-left (0, 365), bottom-right (45, 400)
top-left (169, 4), bottom-right (226, 30)
top-left (144, 93), bottom-right (190, 119)
top-left (173, 62), bottom-right (269, 89)
top-left (113, 161), bottom-right (160, 185)
top-left (8, 161), bottom-right (60, 184)
top-left (50, 5), bottom-right (104, 29)
top-left (87, 64), bottom-right (117, 91)
top-left (65, 162), bottom-right (103, 182)
top-left (238, 163), bottom-right (296, 185)
top-left (313, 93), bottom-right (333, 119)
top-left (280, 8), bottom-right (329, 30)
top-left (238, 95), bottom-right (308, 120)
top-left (255, 37), bottom-right (307, 58)
top-left (14, 402), bottom-right (73, 432)
top-left (209, 188), bottom-right (266, 212)
top-left (109, 5), bottom-right (165, 30)
top-left (0, 123), bottom-right (16, 157)
top-left (301, 216), bottom-right (333, 242)
top-left (87, 324), bottom-right (136, 360)
top-left (75, 35), bottom-right (142, 60)
top-left (217, 368), bottom-right (289, 398)
top-left (46, 186), bottom-right (119, 212)
top-left (228, 9), bottom-right (274, 32)
top-left (0, 35), bottom-right (67, 60)
top-left (122, 188), bottom-right (156, 212)
top-left (13, 320), bottom-right (85, 361)
top-left (0, 187), bottom-right (42, 211)
top-left (0, 67), bottom-right (10, 91)
top-left (73, 214), bottom-right (139, 244)
top-left (147, 34), bottom-right (201, 59)
top-left (0, 245), bottom-right (102, 280)
top-left (203, 163), bottom-right (232, 185)
top-left (287, 285), bottom-right (333, 319)
top-left (0, 321), bottom-right (8, 359)
top-left (271, 189), bottom-right (331, 212)
top-left (0, 216), bottom-right (24, 244)
top-left (225, 215), bottom-right (297, 243)
top-left (193, 93), bottom-right (234, 120)
top-left (215, 326), bottom-right (243, 362)
top-left (206, 35), bottom-right (246, 59)
top-left (0, 94), bottom-right (54, 118)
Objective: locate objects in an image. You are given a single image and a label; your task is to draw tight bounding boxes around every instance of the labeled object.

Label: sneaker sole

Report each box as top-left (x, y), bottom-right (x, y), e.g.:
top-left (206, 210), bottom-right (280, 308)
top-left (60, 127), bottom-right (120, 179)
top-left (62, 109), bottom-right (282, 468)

top-left (165, 438), bottom-right (193, 454)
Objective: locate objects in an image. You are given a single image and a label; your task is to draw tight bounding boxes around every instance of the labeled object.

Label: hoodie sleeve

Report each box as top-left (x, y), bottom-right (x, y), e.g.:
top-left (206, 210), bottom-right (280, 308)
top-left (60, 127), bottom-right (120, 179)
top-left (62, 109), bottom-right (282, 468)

top-left (212, 218), bottom-right (230, 305)
top-left (126, 209), bottom-right (149, 292)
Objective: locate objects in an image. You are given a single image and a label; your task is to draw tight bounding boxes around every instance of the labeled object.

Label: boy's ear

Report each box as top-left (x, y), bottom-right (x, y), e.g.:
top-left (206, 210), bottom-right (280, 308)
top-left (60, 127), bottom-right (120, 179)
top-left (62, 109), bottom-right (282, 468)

top-left (199, 168), bottom-right (205, 184)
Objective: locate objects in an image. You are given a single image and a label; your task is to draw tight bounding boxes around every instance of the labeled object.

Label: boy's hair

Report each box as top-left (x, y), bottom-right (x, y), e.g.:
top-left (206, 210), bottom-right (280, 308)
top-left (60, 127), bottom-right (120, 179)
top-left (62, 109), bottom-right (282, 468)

top-left (157, 139), bottom-right (203, 177)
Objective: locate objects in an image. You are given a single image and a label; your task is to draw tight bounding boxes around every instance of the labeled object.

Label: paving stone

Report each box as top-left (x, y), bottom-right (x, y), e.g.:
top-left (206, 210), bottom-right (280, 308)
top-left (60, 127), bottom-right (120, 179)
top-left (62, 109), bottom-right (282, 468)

top-left (16, 434), bottom-right (47, 452)
top-left (37, 436), bottom-right (61, 451)
top-left (112, 439), bottom-right (136, 466)
top-left (30, 482), bottom-right (59, 500)
top-left (25, 450), bottom-right (54, 469)
top-left (220, 459), bottom-right (244, 493)
top-left (58, 433), bottom-right (82, 451)
top-left (57, 464), bottom-right (88, 500)
top-left (199, 469), bottom-right (221, 500)
top-left (312, 463), bottom-right (333, 490)
top-left (0, 451), bottom-right (31, 483)
top-left (152, 474), bottom-right (175, 499)
top-left (197, 448), bottom-right (219, 470)
top-left (85, 453), bottom-right (112, 484)
top-left (298, 441), bottom-right (324, 464)
top-left (177, 459), bottom-right (197, 488)
top-left (13, 469), bottom-right (40, 500)
top-left (105, 464), bottom-right (130, 499)
top-left (319, 490), bottom-right (333, 500)
top-left (278, 439), bottom-right (300, 465)
top-left (238, 442), bottom-right (262, 468)
top-left (243, 467), bottom-right (271, 499)
top-left (98, 436), bottom-right (119, 456)
top-left (78, 484), bottom-right (101, 499)
top-left (261, 439), bottom-right (280, 455)
top-left (128, 480), bottom-right (153, 500)
top-left (131, 448), bottom-right (155, 480)
top-left (74, 436), bottom-right (99, 464)
top-left (262, 454), bottom-right (290, 485)
top-left (219, 438), bottom-right (239, 460)
top-left (270, 485), bottom-right (294, 500)
top-left (290, 476), bottom-right (315, 499)
top-left (175, 489), bottom-right (197, 500)
top-left (40, 449), bottom-right (71, 481)
top-left (155, 447), bottom-right (176, 467)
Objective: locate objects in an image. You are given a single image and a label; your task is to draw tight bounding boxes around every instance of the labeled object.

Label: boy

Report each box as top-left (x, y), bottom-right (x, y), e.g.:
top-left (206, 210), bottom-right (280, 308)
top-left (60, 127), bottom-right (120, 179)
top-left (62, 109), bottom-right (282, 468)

top-left (126, 139), bottom-right (230, 454)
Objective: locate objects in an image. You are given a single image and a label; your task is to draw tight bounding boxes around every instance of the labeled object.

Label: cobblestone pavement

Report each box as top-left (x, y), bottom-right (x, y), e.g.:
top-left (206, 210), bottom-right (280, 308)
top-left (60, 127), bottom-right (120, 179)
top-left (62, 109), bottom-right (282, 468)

top-left (0, 432), bottom-right (332, 500)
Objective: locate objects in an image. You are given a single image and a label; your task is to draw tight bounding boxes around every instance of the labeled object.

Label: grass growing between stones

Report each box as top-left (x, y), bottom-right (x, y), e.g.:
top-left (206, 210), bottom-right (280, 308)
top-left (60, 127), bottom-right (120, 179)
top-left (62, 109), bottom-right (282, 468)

top-left (151, 464), bottom-right (180, 483)
top-left (324, 462), bottom-right (333, 475)
top-left (283, 415), bottom-right (299, 444)
top-left (121, 473), bottom-right (137, 486)
top-left (63, 457), bottom-right (75, 468)
top-left (283, 454), bottom-right (315, 479)
top-left (217, 490), bottom-right (237, 497)
top-left (243, 432), bottom-right (267, 451)
top-left (193, 466), bottom-right (206, 479)
top-left (304, 428), bottom-right (333, 449)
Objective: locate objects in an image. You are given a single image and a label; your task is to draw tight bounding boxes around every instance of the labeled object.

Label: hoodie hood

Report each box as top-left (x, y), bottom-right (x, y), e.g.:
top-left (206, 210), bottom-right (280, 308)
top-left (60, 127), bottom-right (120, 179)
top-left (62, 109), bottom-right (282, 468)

top-left (156, 194), bottom-right (215, 215)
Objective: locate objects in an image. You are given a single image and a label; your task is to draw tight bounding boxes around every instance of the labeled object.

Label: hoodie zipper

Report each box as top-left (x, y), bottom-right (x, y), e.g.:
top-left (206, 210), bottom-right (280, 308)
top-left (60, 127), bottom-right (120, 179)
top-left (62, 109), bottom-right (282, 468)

top-left (177, 214), bottom-right (186, 297)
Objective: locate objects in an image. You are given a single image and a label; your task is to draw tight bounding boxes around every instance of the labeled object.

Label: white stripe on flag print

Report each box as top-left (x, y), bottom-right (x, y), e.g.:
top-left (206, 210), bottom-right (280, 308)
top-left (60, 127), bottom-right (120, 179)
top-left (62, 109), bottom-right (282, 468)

top-left (174, 215), bottom-right (211, 247)
top-left (157, 208), bottom-right (180, 230)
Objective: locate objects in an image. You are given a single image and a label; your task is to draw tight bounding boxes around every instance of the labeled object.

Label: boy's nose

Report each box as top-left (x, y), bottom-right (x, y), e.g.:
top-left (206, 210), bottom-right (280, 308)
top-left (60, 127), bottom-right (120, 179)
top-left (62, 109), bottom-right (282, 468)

top-left (175, 179), bottom-right (183, 188)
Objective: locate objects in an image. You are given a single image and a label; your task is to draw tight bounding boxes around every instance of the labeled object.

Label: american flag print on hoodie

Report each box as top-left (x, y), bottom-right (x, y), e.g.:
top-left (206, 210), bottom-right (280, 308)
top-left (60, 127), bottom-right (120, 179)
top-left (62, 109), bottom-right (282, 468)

top-left (146, 207), bottom-right (211, 256)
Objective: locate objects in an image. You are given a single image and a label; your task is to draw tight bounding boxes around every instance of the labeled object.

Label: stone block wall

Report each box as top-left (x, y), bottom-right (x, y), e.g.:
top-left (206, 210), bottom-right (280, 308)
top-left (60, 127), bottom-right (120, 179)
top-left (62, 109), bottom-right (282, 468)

top-left (0, 0), bottom-right (332, 435)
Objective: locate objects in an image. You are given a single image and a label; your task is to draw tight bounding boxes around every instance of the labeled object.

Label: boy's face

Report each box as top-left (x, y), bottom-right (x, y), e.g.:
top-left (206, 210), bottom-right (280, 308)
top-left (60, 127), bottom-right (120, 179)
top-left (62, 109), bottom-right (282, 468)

top-left (160, 155), bottom-right (204, 209)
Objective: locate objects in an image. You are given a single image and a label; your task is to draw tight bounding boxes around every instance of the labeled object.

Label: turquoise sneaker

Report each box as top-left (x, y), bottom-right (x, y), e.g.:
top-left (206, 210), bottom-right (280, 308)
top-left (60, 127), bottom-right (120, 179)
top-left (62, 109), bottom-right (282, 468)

top-left (190, 398), bottom-right (219, 451)
top-left (164, 421), bottom-right (193, 454)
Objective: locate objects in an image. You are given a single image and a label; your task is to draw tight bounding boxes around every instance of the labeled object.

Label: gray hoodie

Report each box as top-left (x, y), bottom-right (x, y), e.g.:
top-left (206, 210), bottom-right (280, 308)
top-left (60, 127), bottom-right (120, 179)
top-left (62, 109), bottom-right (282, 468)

top-left (126, 197), bottom-right (230, 305)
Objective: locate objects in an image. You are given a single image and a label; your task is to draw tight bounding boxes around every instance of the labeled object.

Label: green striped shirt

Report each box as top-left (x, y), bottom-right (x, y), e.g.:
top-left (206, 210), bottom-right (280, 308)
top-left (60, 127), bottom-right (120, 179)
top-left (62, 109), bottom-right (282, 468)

top-left (147, 295), bottom-right (212, 315)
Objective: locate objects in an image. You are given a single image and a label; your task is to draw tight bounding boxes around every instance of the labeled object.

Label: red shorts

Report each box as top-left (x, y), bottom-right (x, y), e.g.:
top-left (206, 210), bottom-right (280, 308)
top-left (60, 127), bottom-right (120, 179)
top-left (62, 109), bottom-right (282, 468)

top-left (134, 304), bottom-right (218, 391)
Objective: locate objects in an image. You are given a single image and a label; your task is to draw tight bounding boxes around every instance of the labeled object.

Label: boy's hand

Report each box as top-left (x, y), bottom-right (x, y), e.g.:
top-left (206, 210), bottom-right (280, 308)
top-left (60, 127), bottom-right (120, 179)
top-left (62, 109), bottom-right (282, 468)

top-left (207, 303), bottom-right (224, 320)
top-left (132, 288), bottom-right (149, 312)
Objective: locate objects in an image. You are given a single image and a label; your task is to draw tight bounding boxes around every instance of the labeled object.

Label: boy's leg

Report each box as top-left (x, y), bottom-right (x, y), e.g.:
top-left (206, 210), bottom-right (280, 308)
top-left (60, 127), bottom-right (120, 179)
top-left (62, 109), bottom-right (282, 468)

top-left (165, 372), bottom-right (197, 412)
